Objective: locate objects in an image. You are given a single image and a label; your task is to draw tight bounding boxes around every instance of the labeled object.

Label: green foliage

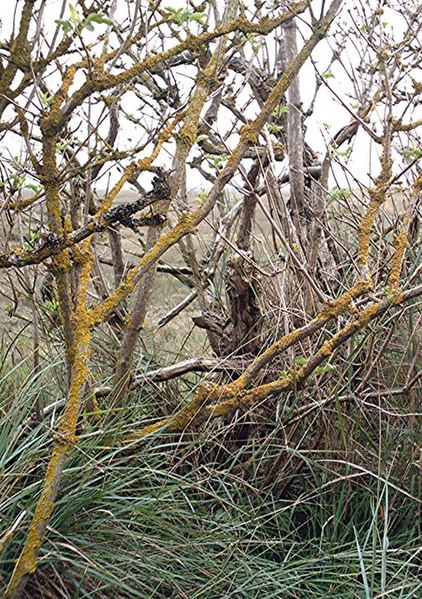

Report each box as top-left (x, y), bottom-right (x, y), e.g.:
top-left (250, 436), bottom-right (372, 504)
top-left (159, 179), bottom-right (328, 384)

top-left (56, 139), bottom-right (73, 152)
top-left (56, 4), bottom-right (113, 35)
top-left (272, 104), bottom-right (289, 118)
top-left (312, 363), bottom-right (336, 377)
top-left (243, 32), bottom-right (259, 47)
top-left (24, 182), bottom-right (43, 195)
top-left (198, 187), bottom-right (208, 201)
top-left (8, 173), bottom-right (25, 191)
top-left (165, 6), bottom-right (207, 26)
top-left (83, 12), bottom-right (114, 31)
top-left (39, 90), bottom-right (54, 107)
top-left (329, 188), bottom-right (352, 202)
top-left (195, 134), bottom-right (209, 145)
top-left (329, 145), bottom-right (353, 159)
top-left (23, 230), bottom-right (40, 251)
top-left (268, 123), bottom-right (283, 133)
top-left (207, 153), bottom-right (229, 171)
top-left (402, 147), bottom-right (422, 163)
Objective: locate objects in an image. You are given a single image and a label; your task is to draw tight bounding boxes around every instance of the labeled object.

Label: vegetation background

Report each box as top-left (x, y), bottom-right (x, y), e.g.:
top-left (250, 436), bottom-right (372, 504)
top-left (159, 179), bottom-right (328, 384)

top-left (0, 0), bottom-right (420, 597)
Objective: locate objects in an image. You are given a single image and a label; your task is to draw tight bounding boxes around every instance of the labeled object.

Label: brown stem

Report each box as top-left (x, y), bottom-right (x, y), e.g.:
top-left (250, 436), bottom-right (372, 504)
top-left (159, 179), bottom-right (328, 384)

top-left (5, 243), bottom-right (94, 598)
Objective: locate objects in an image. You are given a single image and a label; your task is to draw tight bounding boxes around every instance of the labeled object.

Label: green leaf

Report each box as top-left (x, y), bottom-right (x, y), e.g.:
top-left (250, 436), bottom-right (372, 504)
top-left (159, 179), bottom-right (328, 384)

top-left (166, 7), bottom-right (206, 25)
top-left (87, 13), bottom-right (114, 26)
top-left (321, 71), bottom-right (335, 79)
top-left (329, 188), bottom-right (351, 202)
top-left (207, 153), bottom-right (228, 170)
top-left (24, 183), bottom-right (43, 194)
top-left (268, 123), bottom-right (283, 133)
top-left (329, 145), bottom-right (352, 158)
top-left (402, 147), bottom-right (422, 163)
top-left (272, 105), bottom-right (289, 118)
top-left (190, 12), bottom-right (207, 25)
top-left (244, 33), bottom-right (258, 46)
top-left (69, 3), bottom-right (82, 25)
top-left (198, 188), bottom-right (207, 201)
top-left (313, 364), bottom-right (336, 376)
top-left (55, 19), bottom-right (73, 34)
top-left (57, 139), bottom-right (72, 152)
top-left (39, 91), bottom-right (54, 107)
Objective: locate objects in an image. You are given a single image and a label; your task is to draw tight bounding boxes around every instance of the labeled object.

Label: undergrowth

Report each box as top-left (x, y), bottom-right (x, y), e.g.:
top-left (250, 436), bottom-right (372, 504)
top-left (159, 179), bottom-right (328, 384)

top-left (0, 338), bottom-right (420, 598)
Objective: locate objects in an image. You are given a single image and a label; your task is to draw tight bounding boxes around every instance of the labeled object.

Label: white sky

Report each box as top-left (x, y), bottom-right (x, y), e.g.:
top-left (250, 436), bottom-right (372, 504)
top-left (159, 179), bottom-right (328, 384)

top-left (0, 0), bottom-right (420, 194)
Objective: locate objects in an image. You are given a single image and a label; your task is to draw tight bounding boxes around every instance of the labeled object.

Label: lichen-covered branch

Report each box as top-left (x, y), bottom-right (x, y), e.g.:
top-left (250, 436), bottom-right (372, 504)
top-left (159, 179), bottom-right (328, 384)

top-left (51, 3), bottom-right (309, 130)
top-left (121, 284), bottom-right (422, 444)
top-left (5, 241), bottom-right (94, 598)
top-left (0, 175), bottom-right (169, 269)
top-left (88, 0), bottom-right (344, 325)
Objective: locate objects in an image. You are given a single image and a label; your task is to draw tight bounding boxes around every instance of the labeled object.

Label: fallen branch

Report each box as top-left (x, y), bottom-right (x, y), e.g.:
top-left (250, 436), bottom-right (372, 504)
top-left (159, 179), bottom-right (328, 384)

top-left (95, 355), bottom-right (249, 396)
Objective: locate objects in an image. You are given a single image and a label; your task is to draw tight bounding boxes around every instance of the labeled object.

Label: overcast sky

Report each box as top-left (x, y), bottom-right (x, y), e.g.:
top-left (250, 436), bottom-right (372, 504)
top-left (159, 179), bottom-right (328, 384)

top-left (1, 0), bottom-right (419, 195)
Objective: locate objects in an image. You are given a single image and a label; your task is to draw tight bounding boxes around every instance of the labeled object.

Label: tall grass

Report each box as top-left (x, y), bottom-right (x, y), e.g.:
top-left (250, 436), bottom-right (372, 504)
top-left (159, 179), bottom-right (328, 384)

top-left (1, 341), bottom-right (420, 598)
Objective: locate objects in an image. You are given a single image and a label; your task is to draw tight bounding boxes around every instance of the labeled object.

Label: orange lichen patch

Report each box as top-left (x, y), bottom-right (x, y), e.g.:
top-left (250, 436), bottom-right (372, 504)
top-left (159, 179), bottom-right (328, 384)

top-left (239, 123), bottom-right (260, 145)
top-left (387, 225), bottom-right (409, 296)
top-left (122, 381), bottom-right (218, 443)
top-left (138, 111), bottom-right (185, 169)
top-left (5, 242), bottom-right (94, 597)
top-left (318, 279), bottom-right (372, 319)
top-left (387, 174), bottom-right (420, 296)
top-left (96, 163), bottom-right (138, 217)
top-left (9, 194), bottom-right (41, 212)
top-left (63, 215), bottom-right (73, 236)
top-left (412, 173), bottom-right (422, 193)
top-left (41, 137), bottom-right (63, 234)
top-left (208, 373), bottom-right (295, 419)
top-left (356, 193), bottom-right (385, 268)
top-left (5, 447), bottom-right (68, 596)
top-left (51, 247), bottom-right (72, 273)
top-left (39, 63), bottom-right (80, 136)
top-left (91, 202), bottom-right (198, 324)
top-left (51, 66), bottom-right (76, 113)
top-left (234, 327), bottom-right (313, 390)
top-left (58, 243), bottom-right (93, 428)
top-left (356, 147), bottom-right (393, 269)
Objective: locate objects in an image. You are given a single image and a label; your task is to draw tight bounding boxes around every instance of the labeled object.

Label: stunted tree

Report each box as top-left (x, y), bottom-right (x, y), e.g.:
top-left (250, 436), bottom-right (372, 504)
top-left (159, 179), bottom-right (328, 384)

top-left (0, 0), bottom-right (420, 596)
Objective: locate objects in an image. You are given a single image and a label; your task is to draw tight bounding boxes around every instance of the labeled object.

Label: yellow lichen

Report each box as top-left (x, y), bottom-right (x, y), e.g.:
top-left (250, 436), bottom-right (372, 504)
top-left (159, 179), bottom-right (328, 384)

top-left (5, 241), bottom-right (94, 597)
top-left (387, 226), bottom-right (409, 295)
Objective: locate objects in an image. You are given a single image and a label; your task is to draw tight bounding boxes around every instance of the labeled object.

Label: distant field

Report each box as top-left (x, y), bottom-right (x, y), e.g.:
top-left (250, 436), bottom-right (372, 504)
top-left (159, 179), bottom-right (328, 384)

top-left (0, 185), bottom-right (411, 365)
